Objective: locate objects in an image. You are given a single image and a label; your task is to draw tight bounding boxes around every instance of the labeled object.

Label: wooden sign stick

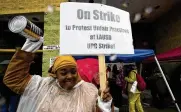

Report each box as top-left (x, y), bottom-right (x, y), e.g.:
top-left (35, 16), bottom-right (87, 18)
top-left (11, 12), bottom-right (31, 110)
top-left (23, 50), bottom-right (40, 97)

top-left (98, 54), bottom-right (107, 98)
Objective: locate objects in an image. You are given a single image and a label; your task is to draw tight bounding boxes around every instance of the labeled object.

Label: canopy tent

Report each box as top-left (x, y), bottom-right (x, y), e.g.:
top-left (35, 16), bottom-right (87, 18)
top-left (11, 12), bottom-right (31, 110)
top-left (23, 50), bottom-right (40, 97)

top-left (74, 49), bottom-right (180, 112)
top-left (74, 49), bottom-right (155, 63)
top-left (145, 47), bottom-right (181, 62)
top-left (112, 49), bottom-right (154, 62)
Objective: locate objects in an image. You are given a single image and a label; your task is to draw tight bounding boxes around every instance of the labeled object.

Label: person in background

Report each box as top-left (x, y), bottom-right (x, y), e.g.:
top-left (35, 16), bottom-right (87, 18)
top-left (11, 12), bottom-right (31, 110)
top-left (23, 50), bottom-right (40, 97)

top-left (106, 66), bottom-right (111, 79)
top-left (115, 63), bottom-right (126, 109)
top-left (76, 58), bottom-right (100, 88)
top-left (147, 67), bottom-right (167, 109)
top-left (109, 64), bottom-right (120, 108)
top-left (112, 64), bottom-right (119, 80)
top-left (0, 65), bottom-right (20, 112)
top-left (125, 65), bottom-right (144, 112)
top-left (3, 37), bottom-right (113, 112)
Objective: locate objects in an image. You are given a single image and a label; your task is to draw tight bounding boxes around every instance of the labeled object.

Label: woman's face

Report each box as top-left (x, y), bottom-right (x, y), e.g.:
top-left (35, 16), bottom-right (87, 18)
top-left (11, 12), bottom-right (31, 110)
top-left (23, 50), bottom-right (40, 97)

top-left (56, 66), bottom-right (79, 90)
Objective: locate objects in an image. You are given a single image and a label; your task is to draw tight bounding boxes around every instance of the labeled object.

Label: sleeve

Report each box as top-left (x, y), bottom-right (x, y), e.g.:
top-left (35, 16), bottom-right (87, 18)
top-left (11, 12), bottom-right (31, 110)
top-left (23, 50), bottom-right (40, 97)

top-left (3, 49), bottom-right (35, 94)
top-left (125, 70), bottom-right (135, 83)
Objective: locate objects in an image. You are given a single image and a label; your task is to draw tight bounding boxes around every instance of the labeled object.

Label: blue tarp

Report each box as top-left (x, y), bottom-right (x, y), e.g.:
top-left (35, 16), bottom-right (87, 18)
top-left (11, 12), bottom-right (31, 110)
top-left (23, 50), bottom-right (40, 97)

top-left (74, 49), bottom-right (155, 63)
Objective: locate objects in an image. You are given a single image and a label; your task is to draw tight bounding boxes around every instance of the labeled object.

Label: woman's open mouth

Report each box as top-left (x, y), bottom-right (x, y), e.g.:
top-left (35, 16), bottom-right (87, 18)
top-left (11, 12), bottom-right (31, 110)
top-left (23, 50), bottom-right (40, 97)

top-left (64, 80), bottom-right (74, 84)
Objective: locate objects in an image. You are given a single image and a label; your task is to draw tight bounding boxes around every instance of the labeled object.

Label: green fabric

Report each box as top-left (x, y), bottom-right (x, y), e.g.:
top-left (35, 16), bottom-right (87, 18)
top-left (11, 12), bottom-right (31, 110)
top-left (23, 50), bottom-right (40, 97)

top-left (128, 93), bottom-right (144, 112)
top-left (125, 70), bottom-right (140, 93)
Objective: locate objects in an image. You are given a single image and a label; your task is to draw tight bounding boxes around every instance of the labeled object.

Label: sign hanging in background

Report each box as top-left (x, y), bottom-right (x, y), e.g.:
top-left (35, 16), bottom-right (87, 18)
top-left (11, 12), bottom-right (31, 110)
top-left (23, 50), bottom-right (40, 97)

top-left (43, 45), bottom-right (60, 50)
top-left (60, 2), bottom-right (134, 55)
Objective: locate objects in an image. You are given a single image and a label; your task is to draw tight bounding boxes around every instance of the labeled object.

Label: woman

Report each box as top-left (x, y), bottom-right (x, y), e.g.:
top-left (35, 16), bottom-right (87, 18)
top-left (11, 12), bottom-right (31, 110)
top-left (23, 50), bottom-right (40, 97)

top-left (109, 64), bottom-right (120, 108)
top-left (124, 65), bottom-right (144, 112)
top-left (115, 64), bottom-right (125, 108)
top-left (3, 37), bottom-right (113, 112)
top-left (112, 64), bottom-right (119, 79)
top-left (148, 68), bottom-right (167, 109)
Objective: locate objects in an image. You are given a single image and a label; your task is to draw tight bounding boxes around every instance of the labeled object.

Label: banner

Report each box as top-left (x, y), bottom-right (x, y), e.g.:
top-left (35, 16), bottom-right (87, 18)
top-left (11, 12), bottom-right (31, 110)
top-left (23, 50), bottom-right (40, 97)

top-left (60, 2), bottom-right (134, 55)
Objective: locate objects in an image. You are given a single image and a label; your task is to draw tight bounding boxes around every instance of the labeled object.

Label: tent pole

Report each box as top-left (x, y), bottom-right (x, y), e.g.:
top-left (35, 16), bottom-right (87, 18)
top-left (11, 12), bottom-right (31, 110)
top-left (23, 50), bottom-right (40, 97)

top-left (140, 63), bottom-right (142, 75)
top-left (154, 56), bottom-right (181, 112)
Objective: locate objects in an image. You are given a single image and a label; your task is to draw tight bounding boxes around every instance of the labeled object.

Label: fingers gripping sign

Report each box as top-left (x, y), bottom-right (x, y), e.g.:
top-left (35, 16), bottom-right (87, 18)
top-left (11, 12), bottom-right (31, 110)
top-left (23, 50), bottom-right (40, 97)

top-left (98, 81), bottom-right (113, 112)
top-left (99, 81), bottom-right (112, 102)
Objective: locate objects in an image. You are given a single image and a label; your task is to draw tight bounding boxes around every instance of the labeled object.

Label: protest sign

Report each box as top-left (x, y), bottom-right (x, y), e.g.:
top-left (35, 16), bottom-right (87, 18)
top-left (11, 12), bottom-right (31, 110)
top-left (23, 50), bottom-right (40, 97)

top-left (60, 2), bottom-right (134, 55)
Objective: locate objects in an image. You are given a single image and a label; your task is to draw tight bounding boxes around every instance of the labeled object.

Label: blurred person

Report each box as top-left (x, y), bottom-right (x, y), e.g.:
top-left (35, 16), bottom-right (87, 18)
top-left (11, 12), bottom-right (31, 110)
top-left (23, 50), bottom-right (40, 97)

top-left (147, 67), bottom-right (168, 109)
top-left (106, 66), bottom-right (111, 79)
top-left (109, 64), bottom-right (120, 108)
top-left (0, 65), bottom-right (20, 112)
top-left (115, 63), bottom-right (126, 108)
top-left (125, 65), bottom-right (144, 112)
top-left (77, 58), bottom-right (100, 88)
top-left (112, 64), bottom-right (119, 80)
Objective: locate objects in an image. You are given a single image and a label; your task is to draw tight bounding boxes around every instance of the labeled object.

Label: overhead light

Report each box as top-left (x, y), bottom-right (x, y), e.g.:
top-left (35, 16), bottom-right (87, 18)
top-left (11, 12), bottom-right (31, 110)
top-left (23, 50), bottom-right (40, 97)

top-left (122, 2), bottom-right (129, 8)
top-left (133, 13), bottom-right (141, 23)
top-left (144, 7), bottom-right (153, 15)
top-left (143, 41), bottom-right (148, 46)
top-left (47, 5), bottom-right (54, 13)
top-left (109, 54), bottom-right (117, 61)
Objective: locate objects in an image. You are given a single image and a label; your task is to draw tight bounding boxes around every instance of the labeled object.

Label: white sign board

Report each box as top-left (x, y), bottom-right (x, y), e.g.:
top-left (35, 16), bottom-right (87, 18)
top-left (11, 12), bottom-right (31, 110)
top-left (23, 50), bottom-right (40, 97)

top-left (60, 2), bottom-right (134, 55)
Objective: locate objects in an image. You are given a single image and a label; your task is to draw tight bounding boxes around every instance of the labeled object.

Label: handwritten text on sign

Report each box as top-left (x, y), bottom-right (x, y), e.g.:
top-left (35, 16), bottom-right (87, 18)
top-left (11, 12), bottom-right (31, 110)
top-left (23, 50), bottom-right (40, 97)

top-left (60, 3), bottom-right (134, 55)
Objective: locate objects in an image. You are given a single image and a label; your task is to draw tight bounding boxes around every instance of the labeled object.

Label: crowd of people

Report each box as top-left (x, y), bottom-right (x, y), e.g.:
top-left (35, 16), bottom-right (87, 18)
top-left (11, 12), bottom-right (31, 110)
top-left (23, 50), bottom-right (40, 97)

top-left (0, 36), bottom-right (170, 112)
top-left (0, 53), bottom-right (170, 112)
top-left (107, 64), bottom-right (144, 112)
top-left (106, 63), bottom-right (171, 112)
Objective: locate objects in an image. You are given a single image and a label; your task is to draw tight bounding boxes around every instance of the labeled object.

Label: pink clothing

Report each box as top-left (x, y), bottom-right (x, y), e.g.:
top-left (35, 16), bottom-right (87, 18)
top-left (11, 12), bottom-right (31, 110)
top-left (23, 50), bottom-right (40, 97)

top-left (116, 69), bottom-right (125, 88)
top-left (77, 58), bottom-right (99, 86)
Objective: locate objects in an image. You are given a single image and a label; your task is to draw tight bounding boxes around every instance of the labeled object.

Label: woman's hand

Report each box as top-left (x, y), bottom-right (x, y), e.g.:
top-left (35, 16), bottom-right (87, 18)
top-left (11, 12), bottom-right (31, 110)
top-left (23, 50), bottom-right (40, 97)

top-left (99, 82), bottom-right (112, 102)
top-left (97, 82), bottom-right (113, 112)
